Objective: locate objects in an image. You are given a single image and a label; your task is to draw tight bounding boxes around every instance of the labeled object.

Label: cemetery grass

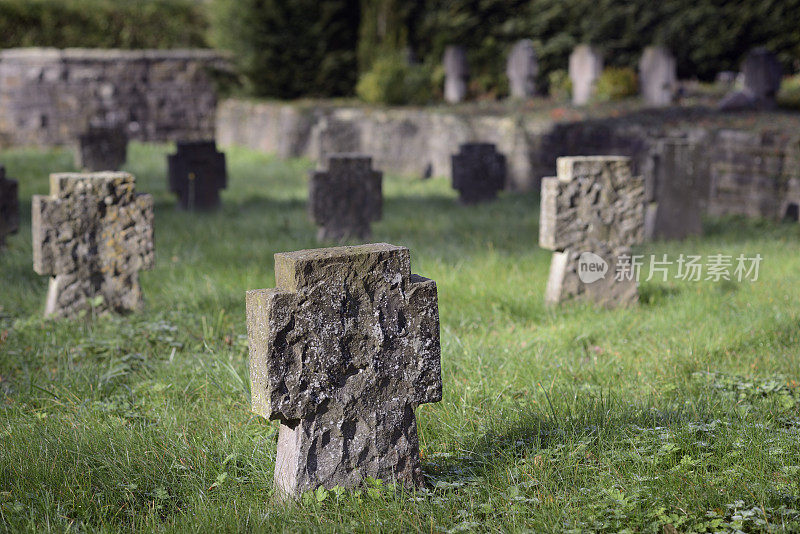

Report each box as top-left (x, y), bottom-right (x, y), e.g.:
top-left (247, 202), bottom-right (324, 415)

top-left (0, 144), bottom-right (799, 533)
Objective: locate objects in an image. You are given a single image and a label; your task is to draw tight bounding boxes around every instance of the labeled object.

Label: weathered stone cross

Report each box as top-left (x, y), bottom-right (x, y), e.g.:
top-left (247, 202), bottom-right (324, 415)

top-left (539, 156), bottom-right (645, 307)
top-left (451, 143), bottom-right (506, 203)
top-left (168, 140), bottom-right (227, 210)
top-left (32, 172), bottom-right (154, 318)
top-left (0, 165), bottom-right (19, 248)
top-left (309, 154), bottom-right (382, 241)
top-left (246, 243), bottom-right (441, 500)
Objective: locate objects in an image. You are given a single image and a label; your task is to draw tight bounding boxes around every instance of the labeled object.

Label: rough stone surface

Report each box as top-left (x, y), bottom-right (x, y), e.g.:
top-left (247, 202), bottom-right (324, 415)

top-left (569, 45), bottom-right (603, 105)
top-left (0, 165), bottom-right (20, 247)
top-left (245, 243), bottom-right (441, 500)
top-left (645, 139), bottom-right (707, 240)
top-left (639, 46), bottom-right (676, 106)
top-left (451, 143), bottom-right (507, 203)
top-left (309, 154), bottom-right (382, 241)
top-left (167, 140), bottom-right (227, 210)
top-left (0, 48), bottom-right (228, 148)
top-left (75, 124), bottom-right (128, 171)
top-left (32, 172), bottom-right (154, 318)
top-left (444, 46), bottom-right (469, 104)
top-left (506, 40), bottom-right (538, 98)
top-left (742, 48), bottom-right (782, 107)
top-left (539, 156), bottom-right (645, 306)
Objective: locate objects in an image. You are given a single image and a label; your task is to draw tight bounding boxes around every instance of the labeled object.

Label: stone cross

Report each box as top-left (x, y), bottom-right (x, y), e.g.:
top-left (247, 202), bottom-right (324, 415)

top-left (167, 140), bottom-right (227, 210)
top-left (639, 46), bottom-right (676, 106)
top-left (75, 124), bottom-right (129, 172)
top-left (742, 47), bottom-right (782, 108)
top-left (443, 46), bottom-right (469, 104)
top-left (32, 172), bottom-right (154, 318)
top-left (246, 243), bottom-right (442, 500)
top-left (506, 40), bottom-right (538, 98)
top-left (0, 165), bottom-right (20, 248)
top-left (539, 156), bottom-right (645, 307)
top-left (309, 154), bottom-right (382, 241)
top-left (451, 143), bottom-right (506, 203)
top-left (569, 45), bottom-right (603, 105)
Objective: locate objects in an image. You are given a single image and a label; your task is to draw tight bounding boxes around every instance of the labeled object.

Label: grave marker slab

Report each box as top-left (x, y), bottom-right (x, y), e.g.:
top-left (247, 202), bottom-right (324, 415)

top-left (167, 140), bottom-right (227, 210)
top-left (569, 45), bottom-right (603, 105)
top-left (32, 172), bottom-right (154, 318)
top-left (507, 40), bottom-right (538, 98)
top-left (0, 165), bottom-right (20, 248)
top-left (309, 154), bottom-right (382, 241)
top-left (75, 124), bottom-right (128, 172)
top-left (246, 243), bottom-right (441, 500)
top-left (742, 47), bottom-right (782, 107)
top-left (639, 46), bottom-right (676, 106)
top-left (451, 143), bottom-right (506, 203)
top-left (444, 46), bottom-right (469, 104)
top-left (539, 156), bottom-right (645, 307)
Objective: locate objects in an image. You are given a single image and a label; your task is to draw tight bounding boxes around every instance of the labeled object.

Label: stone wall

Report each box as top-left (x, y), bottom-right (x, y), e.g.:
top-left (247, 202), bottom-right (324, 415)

top-left (217, 100), bottom-right (800, 227)
top-left (0, 48), bottom-right (228, 147)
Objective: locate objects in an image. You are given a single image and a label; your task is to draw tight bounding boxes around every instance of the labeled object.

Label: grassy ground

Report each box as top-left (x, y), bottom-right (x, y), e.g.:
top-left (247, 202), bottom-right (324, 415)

top-left (1, 143), bottom-right (799, 533)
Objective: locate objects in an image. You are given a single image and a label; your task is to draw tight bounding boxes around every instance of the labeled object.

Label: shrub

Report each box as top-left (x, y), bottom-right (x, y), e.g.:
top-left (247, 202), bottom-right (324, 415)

top-left (778, 75), bottom-right (800, 110)
top-left (594, 67), bottom-right (638, 101)
top-left (548, 69), bottom-right (572, 100)
top-left (356, 53), bottom-right (433, 105)
top-left (210, 0), bottom-right (360, 99)
top-left (0, 0), bottom-right (208, 49)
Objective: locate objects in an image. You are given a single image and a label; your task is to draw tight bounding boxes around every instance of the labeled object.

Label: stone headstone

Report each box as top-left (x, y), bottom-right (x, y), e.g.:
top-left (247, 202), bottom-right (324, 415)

top-left (0, 165), bottom-right (20, 248)
top-left (451, 143), bottom-right (506, 203)
top-left (246, 243), bottom-right (441, 500)
top-left (645, 139), bottom-right (707, 240)
top-left (167, 140), bottom-right (227, 210)
top-left (639, 46), bottom-right (677, 106)
top-left (742, 47), bottom-right (782, 107)
top-left (32, 172), bottom-right (154, 318)
top-left (569, 45), bottom-right (603, 105)
top-left (75, 124), bottom-right (128, 172)
top-left (539, 156), bottom-right (645, 307)
top-left (309, 154), bottom-right (382, 241)
top-left (506, 40), bottom-right (538, 98)
top-left (444, 46), bottom-right (469, 104)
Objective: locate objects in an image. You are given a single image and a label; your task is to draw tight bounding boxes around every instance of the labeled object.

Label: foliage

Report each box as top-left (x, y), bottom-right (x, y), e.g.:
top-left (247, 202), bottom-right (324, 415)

top-left (1, 144), bottom-right (800, 531)
top-left (0, 0), bottom-right (208, 49)
top-left (209, 0), bottom-right (360, 99)
top-left (778, 74), bottom-right (800, 110)
top-left (594, 67), bottom-right (638, 102)
top-left (356, 53), bottom-right (433, 105)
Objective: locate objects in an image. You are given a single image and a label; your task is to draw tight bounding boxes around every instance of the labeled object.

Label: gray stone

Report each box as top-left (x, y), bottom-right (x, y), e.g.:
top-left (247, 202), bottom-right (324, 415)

top-left (444, 46), bottom-right (469, 104)
top-left (639, 46), bottom-right (676, 106)
top-left (717, 90), bottom-right (759, 111)
top-left (0, 165), bottom-right (19, 248)
top-left (742, 48), bottom-right (782, 107)
top-left (451, 143), bottom-right (506, 203)
top-left (168, 140), bottom-right (227, 210)
top-left (539, 156), bottom-right (645, 307)
top-left (569, 45), bottom-right (603, 105)
top-left (245, 243), bottom-right (441, 500)
top-left (645, 139), bottom-right (707, 240)
top-left (506, 40), bottom-right (538, 98)
top-left (75, 124), bottom-right (128, 171)
top-left (309, 154), bottom-right (382, 241)
top-left (32, 172), bottom-right (154, 318)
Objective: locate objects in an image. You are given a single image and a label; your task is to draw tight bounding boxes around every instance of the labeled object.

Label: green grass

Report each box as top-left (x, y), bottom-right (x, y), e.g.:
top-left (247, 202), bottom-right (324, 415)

top-left (1, 143), bottom-right (799, 532)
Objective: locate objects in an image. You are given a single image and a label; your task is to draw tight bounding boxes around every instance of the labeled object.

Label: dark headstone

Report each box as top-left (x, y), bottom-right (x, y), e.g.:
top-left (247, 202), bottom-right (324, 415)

top-left (309, 154), bottom-right (382, 241)
top-left (451, 143), bottom-right (507, 203)
top-left (444, 46), bottom-right (469, 104)
top-left (75, 124), bottom-right (128, 171)
top-left (167, 140), bottom-right (227, 210)
top-left (32, 172), bottom-right (154, 318)
top-left (246, 243), bottom-right (441, 500)
top-left (742, 47), bottom-right (782, 107)
top-left (0, 165), bottom-right (19, 248)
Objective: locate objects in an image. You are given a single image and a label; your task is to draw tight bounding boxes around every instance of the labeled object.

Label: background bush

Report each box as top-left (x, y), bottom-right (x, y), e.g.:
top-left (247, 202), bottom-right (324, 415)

top-left (0, 0), bottom-right (208, 49)
top-left (594, 67), bottom-right (638, 102)
top-left (355, 53), bottom-right (433, 105)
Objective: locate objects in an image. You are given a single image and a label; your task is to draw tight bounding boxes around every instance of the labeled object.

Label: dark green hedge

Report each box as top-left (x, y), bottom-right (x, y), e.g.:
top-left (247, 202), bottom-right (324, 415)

top-left (0, 0), bottom-right (208, 49)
